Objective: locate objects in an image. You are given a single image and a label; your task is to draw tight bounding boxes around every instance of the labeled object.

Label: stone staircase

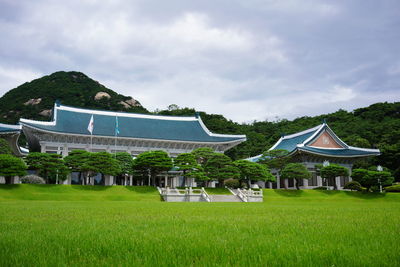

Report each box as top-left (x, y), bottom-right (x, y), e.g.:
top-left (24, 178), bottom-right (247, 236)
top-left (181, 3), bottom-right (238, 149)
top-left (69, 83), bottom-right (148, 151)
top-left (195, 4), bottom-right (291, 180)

top-left (209, 194), bottom-right (242, 202)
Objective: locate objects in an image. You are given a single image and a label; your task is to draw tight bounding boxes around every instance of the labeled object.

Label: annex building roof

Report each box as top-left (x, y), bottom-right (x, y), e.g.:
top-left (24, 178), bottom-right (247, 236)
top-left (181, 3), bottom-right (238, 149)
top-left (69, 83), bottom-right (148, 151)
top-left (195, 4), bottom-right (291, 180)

top-left (247, 122), bottom-right (380, 162)
top-left (19, 103), bottom-right (246, 144)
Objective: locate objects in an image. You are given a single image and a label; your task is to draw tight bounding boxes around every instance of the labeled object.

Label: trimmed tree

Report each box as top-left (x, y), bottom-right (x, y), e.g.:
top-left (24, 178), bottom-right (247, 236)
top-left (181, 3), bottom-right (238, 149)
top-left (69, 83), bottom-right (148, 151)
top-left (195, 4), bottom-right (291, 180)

top-left (191, 147), bottom-right (215, 166)
top-left (132, 151), bottom-right (173, 186)
top-left (64, 150), bottom-right (91, 185)
top-left (26, 152), bottom-right (69, 183)
top-left (320, 164), bottom-right (349, 190)
top-left (351, 168), bottom-right (394, 192)
top-left (83, 152), bottom-right (121, 185)
top-left (280, 163), bottom-right (311, 190)
top-left (260, 149), bottom-right (291, 189)
top-left (174, 153), bottom-right (204, 187)
top-left (0, 154), bottom-right (27, 184)
top-left (115, 152), bottom-right (134, 185)
top-left (205, 153), bottom-right (240, 187)
top-left (233, 160), bottom-right (275, 187)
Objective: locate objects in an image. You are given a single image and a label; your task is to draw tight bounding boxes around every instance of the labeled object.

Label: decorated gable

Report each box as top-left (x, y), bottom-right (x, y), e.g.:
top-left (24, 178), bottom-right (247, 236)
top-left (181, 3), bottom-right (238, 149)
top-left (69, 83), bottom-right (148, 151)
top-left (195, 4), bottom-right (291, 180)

top-left (308, 131), bottom-right (344, 148)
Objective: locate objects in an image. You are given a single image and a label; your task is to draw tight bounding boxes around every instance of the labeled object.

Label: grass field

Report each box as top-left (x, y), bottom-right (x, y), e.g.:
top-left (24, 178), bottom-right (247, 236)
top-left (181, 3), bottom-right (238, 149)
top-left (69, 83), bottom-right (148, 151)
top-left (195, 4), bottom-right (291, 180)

top-left (0, 185), bottom-right (399, 266)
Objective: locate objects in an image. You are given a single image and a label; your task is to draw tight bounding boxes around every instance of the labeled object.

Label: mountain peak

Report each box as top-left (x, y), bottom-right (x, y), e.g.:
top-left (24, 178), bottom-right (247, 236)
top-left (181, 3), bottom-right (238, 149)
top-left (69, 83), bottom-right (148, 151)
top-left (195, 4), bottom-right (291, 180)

top-left (0, 71), bottom-right (148, 124)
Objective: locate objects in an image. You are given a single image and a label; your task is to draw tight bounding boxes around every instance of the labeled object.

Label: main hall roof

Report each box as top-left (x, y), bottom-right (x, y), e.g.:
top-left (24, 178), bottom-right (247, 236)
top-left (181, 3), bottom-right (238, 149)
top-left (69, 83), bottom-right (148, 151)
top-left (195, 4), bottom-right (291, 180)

top-left (19, 103), bottom-right (246, 143)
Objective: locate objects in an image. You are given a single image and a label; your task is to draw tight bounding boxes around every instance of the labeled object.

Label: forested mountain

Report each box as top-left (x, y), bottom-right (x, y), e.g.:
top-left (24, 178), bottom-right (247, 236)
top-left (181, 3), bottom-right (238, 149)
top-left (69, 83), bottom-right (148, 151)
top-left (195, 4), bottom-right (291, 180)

top-left (0, 71), bottom-right (148, 124)
top-left (0, 71), bottom-right (399, 179)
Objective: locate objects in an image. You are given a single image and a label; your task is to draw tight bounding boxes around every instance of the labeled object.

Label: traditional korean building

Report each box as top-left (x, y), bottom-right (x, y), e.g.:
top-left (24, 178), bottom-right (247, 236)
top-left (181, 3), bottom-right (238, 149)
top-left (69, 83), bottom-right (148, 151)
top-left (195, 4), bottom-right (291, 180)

top-left (248, 122), bottom-right (380, 189)
top-left (20, 103), bottom-right (246, 157)
top-left (18, 102), bottom-right (246, 185)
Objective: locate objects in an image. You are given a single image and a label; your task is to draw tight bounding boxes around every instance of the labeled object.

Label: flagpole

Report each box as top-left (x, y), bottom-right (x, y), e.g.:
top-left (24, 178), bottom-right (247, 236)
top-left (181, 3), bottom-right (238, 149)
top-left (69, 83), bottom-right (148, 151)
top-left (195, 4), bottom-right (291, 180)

top-left (115, 114), bottom-right (118, 158)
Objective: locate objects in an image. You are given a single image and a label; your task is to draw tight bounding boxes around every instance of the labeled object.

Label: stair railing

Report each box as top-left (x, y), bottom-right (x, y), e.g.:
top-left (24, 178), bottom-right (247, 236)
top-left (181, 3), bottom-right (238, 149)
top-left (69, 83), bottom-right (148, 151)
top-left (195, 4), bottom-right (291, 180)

top-left (201, 187), bottom-right (211, 202)
top-left (236, 188), bottom-right (248, 202)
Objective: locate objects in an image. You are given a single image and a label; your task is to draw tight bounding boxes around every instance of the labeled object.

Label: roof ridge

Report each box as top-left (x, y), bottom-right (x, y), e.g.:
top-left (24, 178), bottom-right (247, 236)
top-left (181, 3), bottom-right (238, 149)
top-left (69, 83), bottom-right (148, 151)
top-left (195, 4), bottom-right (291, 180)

top-left (57, 104), bottom-right (198, 121)
top-left (282, 124), bottom-right (322, 139)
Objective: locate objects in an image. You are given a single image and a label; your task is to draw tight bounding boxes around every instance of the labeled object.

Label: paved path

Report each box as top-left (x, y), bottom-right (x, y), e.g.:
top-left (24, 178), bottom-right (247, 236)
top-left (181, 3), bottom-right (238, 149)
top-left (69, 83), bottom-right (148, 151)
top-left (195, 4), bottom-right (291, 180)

top-left (210, 194), bottom-right (242, 202)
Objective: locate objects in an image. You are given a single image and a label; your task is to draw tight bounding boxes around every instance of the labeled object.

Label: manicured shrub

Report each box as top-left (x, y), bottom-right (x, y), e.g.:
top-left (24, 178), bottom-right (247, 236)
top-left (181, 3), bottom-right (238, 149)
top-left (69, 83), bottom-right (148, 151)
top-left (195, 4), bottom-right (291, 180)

top-left (343, 181), bottom-right (362, 191)
top-left (224, 178), bottom-right (240, 189)
top-left (20, 175), bottom-right (45, 184)
top-left (384, 184), bottom-right (400, 192)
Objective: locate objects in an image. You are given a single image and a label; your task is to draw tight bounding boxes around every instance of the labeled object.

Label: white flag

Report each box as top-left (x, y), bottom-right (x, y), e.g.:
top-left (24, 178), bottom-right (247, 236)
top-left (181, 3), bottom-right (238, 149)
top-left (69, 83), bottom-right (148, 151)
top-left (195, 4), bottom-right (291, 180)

top-left (87, 115), bottom-right (94, 134)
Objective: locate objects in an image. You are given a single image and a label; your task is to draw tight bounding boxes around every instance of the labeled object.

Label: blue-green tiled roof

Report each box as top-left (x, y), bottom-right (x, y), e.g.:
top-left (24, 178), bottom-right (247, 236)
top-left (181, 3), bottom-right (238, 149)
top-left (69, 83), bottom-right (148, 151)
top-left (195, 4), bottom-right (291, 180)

top-left (20, 104), bottom-right (246, 143)
top-left (298, 146), bottom-right (380, 157)
top-left (273, 131), bottom-right (317, 152)
top-left (246, 123), bottom-right (379, 161)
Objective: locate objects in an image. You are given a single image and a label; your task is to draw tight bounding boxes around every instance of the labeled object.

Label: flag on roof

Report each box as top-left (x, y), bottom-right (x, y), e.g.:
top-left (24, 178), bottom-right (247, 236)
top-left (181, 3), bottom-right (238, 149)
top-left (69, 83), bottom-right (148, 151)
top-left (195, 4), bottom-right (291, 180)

top-left (87, 115), bottom-right (94, 134)
top-left (115, 116), bottom-right (120, 136)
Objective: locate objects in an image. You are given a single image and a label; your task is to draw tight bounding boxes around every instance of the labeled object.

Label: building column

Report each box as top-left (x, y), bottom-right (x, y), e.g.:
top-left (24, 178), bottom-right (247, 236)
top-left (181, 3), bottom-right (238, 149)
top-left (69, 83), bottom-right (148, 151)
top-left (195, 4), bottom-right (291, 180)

top-left (40, 142), bottom-right (46, 153)
top-left (276, 175), bottom-right (280, 189)
top-left (129, 175), bottom-right (133, 186)
top-left (317, 176), bottom-right (323, 186)
top-left (335, 177), bottom-right (341, 190)
top-left (268, 181), bottom-right (272, 189)
top-left (164, 175), bottom-right (168, 188)
top-left (284, 178), bottom-right (288, 189)
top-left (303, 179), bottom-right (309, 189)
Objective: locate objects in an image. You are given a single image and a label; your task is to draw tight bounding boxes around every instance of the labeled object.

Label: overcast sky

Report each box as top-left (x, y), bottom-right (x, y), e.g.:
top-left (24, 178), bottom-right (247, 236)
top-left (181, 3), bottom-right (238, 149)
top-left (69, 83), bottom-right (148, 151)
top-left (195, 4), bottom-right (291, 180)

top-left (0, 0), bottom-right (399, 122)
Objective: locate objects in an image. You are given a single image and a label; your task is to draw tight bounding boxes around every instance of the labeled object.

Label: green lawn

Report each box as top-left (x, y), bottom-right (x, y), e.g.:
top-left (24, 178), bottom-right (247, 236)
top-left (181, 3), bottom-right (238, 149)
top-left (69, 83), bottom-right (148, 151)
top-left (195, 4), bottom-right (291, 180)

top-left (0, 185), bottom-right (399, 266)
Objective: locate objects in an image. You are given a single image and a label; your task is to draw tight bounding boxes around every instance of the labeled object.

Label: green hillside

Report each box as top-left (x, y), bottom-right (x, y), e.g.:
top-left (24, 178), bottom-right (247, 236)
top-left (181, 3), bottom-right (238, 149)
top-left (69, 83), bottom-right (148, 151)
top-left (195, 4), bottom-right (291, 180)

top-left (0, 71), bottom-right (149, 124)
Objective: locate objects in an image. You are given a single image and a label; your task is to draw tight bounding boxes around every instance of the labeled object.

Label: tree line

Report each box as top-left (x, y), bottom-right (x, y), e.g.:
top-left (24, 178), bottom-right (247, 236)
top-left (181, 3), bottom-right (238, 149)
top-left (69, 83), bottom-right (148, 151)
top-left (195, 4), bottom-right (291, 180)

top-left (0, 148), bottom-right (276, 187)
top-left (0, 144), bottom-right (395, 192)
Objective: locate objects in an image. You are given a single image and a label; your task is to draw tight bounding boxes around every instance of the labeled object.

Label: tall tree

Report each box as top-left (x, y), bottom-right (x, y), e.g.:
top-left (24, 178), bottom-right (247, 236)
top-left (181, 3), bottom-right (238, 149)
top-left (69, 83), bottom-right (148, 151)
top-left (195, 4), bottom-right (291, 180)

top-left (233, 160), bottom-right (275, 187)
top-left (26, 152), bottom-right (68, 183)
top-left (351, 168), bottom-right (394, 191)
top-left (83, 152), bottom-right (121, 185)
top-left (191, 147), bottom-right (215, 166)
top-left (0, 154), bottom-right (27, 184)
top-left (280, 163), bottom-right (311, 190)
top-left (320, 164), bottom-right (349, 190)
top-left (132, 151), bottom-right (173, 186)
top-left (260, 149), bottom-right (291, 189)
top-left (64, 150), bottom-right (91, 185)
top-left (115, 152), bottom-right (134, 185)
top-left (174, 153), bottom-right (204, 187)
top-left (205, 153), bottom-right (240, 187)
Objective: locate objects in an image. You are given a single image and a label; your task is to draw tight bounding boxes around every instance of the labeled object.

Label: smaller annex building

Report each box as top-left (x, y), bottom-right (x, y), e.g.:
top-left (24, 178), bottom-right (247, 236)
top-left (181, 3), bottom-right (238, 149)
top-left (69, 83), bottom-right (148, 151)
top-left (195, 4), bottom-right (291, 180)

top-left (19, 103), bottom-right (246, 157)
top-left (248, 122), bottom-right (380, 190)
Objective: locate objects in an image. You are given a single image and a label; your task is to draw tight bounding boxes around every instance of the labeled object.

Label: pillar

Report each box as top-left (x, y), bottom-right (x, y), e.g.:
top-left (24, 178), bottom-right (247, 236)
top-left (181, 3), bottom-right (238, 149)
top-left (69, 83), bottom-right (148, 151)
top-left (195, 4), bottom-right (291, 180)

top-left (276, 176), bottom-right (281, 189)
top-left (129, 175), bottom-right (133, 186)
top-left (335, 177), bottom-right (341, 190)
top-left (268, 181), bottom-right (272, 189)
top-left (317, 176), bottom-right (323, 186)
top-left (164, 175), bottom-right (168, 188)
top-left (284, 178), bottom-right (288, 189)
top-left (303, 179), bottom-right (309, 189)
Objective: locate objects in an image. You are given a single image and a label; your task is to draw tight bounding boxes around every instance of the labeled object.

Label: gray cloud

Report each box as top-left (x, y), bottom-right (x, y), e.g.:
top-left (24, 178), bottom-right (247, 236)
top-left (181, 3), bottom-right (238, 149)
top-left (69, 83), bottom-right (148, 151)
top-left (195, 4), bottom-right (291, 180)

top-left (0, 0), bottom-right (399, 122)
